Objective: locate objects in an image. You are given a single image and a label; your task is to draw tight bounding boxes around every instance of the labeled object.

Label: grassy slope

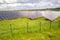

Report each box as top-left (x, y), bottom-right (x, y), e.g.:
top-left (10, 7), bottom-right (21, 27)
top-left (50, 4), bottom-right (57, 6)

top-left (0, 17), bottom-right (60, 40)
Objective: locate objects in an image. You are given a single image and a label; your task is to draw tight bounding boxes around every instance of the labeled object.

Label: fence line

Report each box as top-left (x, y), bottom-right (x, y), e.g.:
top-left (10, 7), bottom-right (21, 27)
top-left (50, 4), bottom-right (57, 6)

top-left (8, 21), bottom-right (60, 35)
top-left (39, 22), bottom-right (41, 33)
top-left (9, 21), bottom-right (60, 33)
top-left (9, 24), bottom-right (13, 40)
top-left (50, 21), bottom-right (52, 30)
top-left (58, 21), bottom-right (60, 28)
top-left (0, 21), bottom-right (60, 40)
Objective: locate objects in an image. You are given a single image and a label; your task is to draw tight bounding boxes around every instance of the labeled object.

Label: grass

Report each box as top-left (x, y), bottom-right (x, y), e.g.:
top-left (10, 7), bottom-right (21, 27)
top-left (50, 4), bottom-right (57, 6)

top-left (0, 17), bottom-right (60, 40)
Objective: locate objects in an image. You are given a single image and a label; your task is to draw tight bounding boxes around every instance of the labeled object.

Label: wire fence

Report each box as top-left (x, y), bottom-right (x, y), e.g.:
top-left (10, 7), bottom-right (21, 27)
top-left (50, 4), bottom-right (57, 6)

top-left (9, 21), bottom-right (60, 33)
top-left (0, 21), bottom-right (60, 40)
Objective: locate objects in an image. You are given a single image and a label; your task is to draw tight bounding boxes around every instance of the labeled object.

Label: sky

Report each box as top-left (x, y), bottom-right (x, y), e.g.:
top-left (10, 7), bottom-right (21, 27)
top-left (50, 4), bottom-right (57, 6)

top-left (0, 0), bottom-right (60, 10)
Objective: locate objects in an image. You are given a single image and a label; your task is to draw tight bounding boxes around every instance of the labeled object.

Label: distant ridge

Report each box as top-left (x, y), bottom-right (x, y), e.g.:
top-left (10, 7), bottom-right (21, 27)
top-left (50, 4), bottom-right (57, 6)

top-left (19, 7), bottom-right (60, 11)
top-left (43, 7), bottom-right (60, 11)
top-left (0, 7), bottom-right (60, 11)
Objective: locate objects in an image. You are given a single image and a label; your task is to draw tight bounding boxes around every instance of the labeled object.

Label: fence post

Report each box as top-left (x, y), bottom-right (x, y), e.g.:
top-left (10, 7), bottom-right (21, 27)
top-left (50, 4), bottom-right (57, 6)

top-left (50, 21), bottom-right (52, 30)
top-left (58, 21), bottom-right (60, 28)
top-left (0, 23), bottom-right (3, 40)
top-left (10, 24), bottom-right (13, 40)
top-left (39, 22), bottom-right (41, 33)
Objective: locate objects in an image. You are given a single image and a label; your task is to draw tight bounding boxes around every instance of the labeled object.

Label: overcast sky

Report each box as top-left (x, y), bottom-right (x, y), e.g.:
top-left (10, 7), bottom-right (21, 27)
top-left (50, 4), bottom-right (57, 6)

top-left (0, 0), bottom-right (60, 10)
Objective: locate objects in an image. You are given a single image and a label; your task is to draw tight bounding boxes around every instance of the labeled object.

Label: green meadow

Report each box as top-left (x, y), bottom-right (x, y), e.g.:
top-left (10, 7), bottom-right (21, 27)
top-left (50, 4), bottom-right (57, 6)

top-left (0, 17), bottom-right (60, 40)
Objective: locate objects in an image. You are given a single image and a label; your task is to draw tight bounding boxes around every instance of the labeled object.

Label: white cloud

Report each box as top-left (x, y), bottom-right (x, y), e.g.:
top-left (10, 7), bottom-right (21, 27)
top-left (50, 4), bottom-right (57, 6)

top-left (57, 1), bottom-right (60, 3)
top-left (0, 2), bottom-right (60, 10)
top-left (7, 4), bottom-right (18, 7)
top-left (0, 0), bottom-right (60, 10)
top-left (23, 3), bottom-right (35, 7)
top-left (0, 0), bottom-right (4, 3)
top-left (5, 0), bottom-right (17, 3)
top-left (0, 4), bottom-right (7, 8)
top-left (18, 0), bottom-right (29, 2)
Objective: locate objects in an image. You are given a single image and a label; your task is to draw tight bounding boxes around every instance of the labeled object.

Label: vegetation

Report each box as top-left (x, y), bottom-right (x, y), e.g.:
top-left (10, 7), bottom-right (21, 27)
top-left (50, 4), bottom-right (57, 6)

top-left (0, 17), bottom-right (60, 40)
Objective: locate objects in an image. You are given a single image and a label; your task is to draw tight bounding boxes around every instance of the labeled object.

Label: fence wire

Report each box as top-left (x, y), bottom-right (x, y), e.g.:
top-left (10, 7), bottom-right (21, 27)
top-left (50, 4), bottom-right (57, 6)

top-left (0, 21), bottom-right (60, 40)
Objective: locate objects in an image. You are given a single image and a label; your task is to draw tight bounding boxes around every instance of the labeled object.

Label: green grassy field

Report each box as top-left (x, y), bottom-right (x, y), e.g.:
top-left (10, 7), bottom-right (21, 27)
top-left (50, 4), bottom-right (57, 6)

top-left (0, 17), bottom-right (60, 40)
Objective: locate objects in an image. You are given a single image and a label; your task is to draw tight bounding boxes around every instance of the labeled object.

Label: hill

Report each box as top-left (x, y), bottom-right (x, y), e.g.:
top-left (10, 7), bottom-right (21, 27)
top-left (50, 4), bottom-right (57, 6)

top-left (0, 17), bottom-right (60, 40)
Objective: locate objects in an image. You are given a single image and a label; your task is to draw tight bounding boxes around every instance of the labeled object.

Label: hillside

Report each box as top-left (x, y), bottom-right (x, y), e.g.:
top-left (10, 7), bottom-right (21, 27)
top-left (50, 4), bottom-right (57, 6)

top-left (0, 17), bottom-right (60, 40)
top-left (43, 7), bottom-right (60, 11)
